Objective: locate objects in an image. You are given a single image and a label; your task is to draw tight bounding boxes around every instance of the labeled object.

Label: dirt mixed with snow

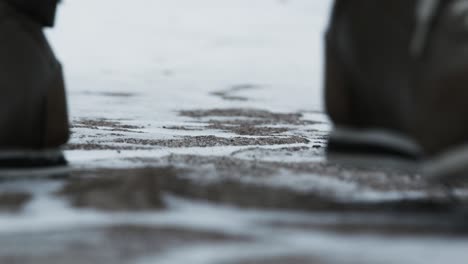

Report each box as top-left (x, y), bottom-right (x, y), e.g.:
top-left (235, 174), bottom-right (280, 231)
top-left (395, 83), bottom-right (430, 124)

top-left (1, 0), bottom-right (468, 263)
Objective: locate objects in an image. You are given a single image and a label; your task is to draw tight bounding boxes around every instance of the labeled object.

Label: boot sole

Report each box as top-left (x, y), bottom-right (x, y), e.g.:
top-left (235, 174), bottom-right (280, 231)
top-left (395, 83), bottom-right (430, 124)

top-left (0, 149), bottom-right (69, 178)
top-left (327, 127), bottom-right (423, 173)
top-left (424, 145), bottom-right (468, 184)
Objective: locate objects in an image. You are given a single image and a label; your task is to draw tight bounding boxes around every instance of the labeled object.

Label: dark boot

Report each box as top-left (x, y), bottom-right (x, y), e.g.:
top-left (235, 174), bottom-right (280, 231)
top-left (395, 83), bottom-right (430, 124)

top-left (0, 1), bottom-right (69, 170)
top-left (417, 0), bottom-right (468, 183)
top-left (325, 0), bottom-right (468, 182)
top-left (324, 0), bottom-right (425, 170)
top-left (5, 0), bottom-right (60, 27)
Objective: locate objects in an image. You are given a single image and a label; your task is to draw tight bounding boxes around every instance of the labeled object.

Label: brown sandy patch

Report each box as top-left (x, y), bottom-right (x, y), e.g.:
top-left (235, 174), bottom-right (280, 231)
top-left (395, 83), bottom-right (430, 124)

top-left (162, 125), bottom-right (203, 131)
top-left (230, 146), bottom-right (325, 159)
top-left (65, 143), bottom-right (151, 151)
top-left (72, 118), bottom-right (144, 133)
top-left (59, 168), bottom-right (171, 211)
top-left (56, 166), bottom-right (468, 239)
top-left (67, 166), bottom-right (458, 215)
top-left (113, 135), bottom-right (309, 148)
top-left (0, 192), bottom-right (31, 212)
top-left (134, 154), bottom-right (426, 192)
top-left (207, 123), bottom-right (290, 136)
top-left (180, 108), bottom-right (317, 125)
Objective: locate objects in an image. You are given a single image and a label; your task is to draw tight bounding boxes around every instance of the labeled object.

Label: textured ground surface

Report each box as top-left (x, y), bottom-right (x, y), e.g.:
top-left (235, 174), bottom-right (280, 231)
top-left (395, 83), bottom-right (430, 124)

top-left (1, 0), bottom-right (468, 263)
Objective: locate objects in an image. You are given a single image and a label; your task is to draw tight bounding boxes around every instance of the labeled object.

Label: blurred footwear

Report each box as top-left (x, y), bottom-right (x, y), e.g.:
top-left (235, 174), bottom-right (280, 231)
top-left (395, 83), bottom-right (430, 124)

top-left (5, 0), bottom-right (60, 27)
top-left (324, 0), bottom-right (425, 171)
top-left (0, 1), bottom-right (69, 172)
top-left (326, 128), bottom-right (423, 171)
top-left (325, 0), bottom-right (468, 183)
top-left (419, 0), bottom-right (468, 183)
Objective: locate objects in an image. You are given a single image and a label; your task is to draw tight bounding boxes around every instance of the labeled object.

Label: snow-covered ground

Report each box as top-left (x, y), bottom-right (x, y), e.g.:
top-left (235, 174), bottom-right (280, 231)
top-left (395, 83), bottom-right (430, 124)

top-left (46, 0), bottom-right (332, 168)
top-left (51, 0), bottom-right (328, 117)
top-left (0, 1), bottom-right (467, 263)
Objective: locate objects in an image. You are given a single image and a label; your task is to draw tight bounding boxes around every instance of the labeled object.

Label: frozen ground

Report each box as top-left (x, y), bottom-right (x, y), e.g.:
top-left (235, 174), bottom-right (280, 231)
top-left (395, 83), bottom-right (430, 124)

top-left (1, 0), bottom-right (468, 263)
